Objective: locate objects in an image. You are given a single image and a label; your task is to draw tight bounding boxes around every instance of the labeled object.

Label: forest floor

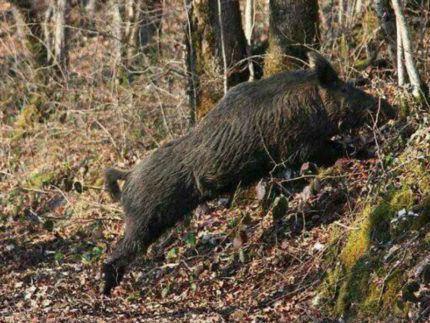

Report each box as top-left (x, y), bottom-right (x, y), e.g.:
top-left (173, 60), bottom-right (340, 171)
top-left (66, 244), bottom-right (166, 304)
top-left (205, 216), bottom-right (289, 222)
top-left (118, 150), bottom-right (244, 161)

top-left (1, 2), bottom-right (430, 322)
top-left (2, 67), bottom-right (429, 321)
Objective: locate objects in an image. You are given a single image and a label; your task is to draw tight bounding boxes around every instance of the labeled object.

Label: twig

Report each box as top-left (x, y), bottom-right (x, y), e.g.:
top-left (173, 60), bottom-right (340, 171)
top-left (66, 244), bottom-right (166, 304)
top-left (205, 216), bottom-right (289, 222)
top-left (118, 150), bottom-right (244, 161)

top-left (217, 0), bottom-right (228, 95)
top-left (333, 221), bottom-right (359, 230)
top-left (93, 118), bottom-right (120, 156)
top-left (40, 214), bottom-right (122, 222)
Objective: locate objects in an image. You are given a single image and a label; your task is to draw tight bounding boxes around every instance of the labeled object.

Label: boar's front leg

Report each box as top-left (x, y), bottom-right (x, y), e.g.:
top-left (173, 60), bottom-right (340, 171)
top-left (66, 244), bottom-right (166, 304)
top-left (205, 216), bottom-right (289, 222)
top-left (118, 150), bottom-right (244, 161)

top-left (102, 210), bottom-right (172, 295)
top-left (102, 221), bottom-right (140, 295)
top-left (310, 140), bottom-right (344, 167)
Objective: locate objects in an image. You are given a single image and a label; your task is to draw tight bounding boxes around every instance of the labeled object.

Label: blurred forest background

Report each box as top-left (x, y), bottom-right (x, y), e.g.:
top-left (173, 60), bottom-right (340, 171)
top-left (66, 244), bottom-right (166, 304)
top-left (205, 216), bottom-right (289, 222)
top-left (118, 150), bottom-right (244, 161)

top-left (1, 0), bottom-right (430, 321)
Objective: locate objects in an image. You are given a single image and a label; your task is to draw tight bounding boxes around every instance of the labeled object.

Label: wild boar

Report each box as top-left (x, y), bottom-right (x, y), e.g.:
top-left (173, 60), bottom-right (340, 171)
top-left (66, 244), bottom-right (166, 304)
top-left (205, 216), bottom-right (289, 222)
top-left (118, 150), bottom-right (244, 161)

top-left (102, 51), bottom-right (395, 295)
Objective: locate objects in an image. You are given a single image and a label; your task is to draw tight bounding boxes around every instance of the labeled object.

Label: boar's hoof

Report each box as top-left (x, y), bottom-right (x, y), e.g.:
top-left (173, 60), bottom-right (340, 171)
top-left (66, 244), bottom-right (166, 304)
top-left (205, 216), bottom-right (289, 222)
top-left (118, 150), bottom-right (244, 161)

top-left (102, 262), bottom-right (125, 296)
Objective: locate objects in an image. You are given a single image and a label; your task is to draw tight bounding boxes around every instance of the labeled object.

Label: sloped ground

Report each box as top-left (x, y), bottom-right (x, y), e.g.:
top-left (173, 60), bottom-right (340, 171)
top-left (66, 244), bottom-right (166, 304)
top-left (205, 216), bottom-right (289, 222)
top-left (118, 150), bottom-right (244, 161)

top-left (2, 85), bottom-right (430, 321)
top-left (1, 2), bottom-right (430, 322)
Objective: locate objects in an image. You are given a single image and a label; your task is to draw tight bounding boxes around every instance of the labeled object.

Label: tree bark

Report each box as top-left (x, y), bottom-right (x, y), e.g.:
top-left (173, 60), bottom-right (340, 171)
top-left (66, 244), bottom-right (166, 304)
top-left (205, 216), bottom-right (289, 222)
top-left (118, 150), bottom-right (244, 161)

top-left (51, 0), bottom-right (69, 71)
top-left (264, 0), bottom-right (320, 76)
top-left (391, 0), bottom-right (422, 98)
top-left (109, 0), bottom-right (163, 71)
top-left (81, 0), bottom-right (97, 31)
top-left (396, 13), bottom-right (405, 86)
top-left (244, 0), bottom-right (255, 81)
top-left (109, 0), bottom-right (123, 66)
top-left (185, 0), bottom-right (249, 122)
top-left (10, 0), bottom-right (70, 74)
top-left (373, 0), bottom-right (397, 68)
top-left (137, 0), bottom-right (163, 52)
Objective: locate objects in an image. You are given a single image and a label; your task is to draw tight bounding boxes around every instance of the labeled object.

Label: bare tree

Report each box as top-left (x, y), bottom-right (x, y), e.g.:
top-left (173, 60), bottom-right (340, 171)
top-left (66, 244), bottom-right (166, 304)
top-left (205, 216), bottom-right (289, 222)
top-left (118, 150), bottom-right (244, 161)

top-left (109, 0), bottom-right (163, 72)
top-left (391, 0), bottom-right (422, 98)
top-left (136, 0), bottom-right (163, 52)
top-left (396, 10), bottom-right (405, 86)
top-left (81, 0), bottom-right (97, 30)
top-left (264, 0), bottom-right (320, 76)
top-left (185, 0), bottom-right (249, 123)
top-left (373, 0), bottom-right (397, 67)
top-left (49, 0), bottom-right (69, 71)
top-left (244, 0), bottom-right (255, 81)
top-left (10, 0), bottom-right (70, 74)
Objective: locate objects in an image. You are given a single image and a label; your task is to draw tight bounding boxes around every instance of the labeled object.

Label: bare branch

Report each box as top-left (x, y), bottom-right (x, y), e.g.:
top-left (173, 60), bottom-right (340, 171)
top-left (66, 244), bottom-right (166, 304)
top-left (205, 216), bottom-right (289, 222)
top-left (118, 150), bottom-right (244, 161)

top-left (217, 0), bottom-right (228, 95)
top-left (391, 0), bottom-right (422, 98)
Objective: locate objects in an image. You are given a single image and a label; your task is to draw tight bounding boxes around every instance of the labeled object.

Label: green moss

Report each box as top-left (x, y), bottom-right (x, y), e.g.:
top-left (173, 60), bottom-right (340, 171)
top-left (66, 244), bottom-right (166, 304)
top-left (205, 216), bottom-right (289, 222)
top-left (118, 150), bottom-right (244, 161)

top-left (263, 38), bottom-right (287, 77)
top-left (362, 283), bottom-right (381, 312)
top-left (418, 176), bottom-right (430, 194)
top-left (318, 119), bottom-right (430, 320)
top-left (325, 201), bottom-right (402, 317)
top-left (369, 202), bottom-right (393, 242)
top-left (336, 255), bottom-right (380, 317)
top-left (316, 263), bottom-right (344, 313)
top-left (339, 227), bottom-right (369, 269)
top-left (13, 104), bottom-right (39, 138)
top-left (382, 274), bottom-right (403, 312)
top-left (340, 205), bottom-right (372, 269)
top-left (412, 197), bottom-right (430, 230)
top-left (390, 188), bottom-right (414, 211)
top-left (362, 11), bottom-right (379, 36)
top-left (28, 167), bottom-right (56, 189)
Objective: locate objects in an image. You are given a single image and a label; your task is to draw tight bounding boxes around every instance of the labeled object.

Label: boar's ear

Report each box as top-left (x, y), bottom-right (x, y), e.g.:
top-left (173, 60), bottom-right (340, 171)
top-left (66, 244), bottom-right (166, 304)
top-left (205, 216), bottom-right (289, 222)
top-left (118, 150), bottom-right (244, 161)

top-left (307, 51), bottom-right (339, 87)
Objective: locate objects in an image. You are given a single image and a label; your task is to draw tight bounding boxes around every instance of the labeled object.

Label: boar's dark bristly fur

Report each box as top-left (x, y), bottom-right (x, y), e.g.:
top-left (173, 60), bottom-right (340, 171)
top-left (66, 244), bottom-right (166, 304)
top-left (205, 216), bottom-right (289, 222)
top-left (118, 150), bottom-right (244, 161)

top-left (102, 52), bottom-right (395, 295)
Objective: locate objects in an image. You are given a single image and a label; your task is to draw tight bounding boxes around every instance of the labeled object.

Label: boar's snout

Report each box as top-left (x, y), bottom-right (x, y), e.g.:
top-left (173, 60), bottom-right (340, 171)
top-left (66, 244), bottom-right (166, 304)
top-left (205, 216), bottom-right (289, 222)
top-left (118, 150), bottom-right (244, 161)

top-left (362, 93), bottom-right (396, 125)
top-left (377, 97), bottom-right (396, 120)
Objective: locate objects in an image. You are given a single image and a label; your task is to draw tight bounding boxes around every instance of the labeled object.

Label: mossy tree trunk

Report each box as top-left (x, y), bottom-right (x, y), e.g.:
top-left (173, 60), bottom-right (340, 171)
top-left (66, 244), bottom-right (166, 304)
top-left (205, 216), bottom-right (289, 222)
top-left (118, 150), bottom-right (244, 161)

top-left (10, 0), bottom-right (70, 75)
top-left (185, 0), bottom-right (249, 123)
top-left (264, 0), bottom-right (320, 76)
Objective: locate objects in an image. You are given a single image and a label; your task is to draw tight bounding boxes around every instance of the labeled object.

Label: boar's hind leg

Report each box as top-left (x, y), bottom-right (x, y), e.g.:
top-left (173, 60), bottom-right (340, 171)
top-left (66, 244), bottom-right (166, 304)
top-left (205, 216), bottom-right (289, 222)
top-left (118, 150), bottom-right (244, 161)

top-left (102, 223), bottom-right (140, 295)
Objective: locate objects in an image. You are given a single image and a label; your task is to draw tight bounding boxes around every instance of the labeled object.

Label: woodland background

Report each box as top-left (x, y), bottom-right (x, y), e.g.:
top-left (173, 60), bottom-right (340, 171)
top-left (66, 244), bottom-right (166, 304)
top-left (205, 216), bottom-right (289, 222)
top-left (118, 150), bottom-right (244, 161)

top-left (1, 0), bottom-right (430, 321)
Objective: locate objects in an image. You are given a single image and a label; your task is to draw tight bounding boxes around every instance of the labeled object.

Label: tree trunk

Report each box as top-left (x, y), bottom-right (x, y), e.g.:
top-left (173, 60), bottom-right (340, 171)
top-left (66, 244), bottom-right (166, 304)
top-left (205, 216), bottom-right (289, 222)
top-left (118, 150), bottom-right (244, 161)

top-left (396, 12), bottom-right (405, 86)
top-left (109, 0), bottom-right (123, 67)
top-left (264, 0), bottom-right (320, 76)
top-left (391, 0), bottom-right (422, 98)
top-left (137, 0), bottom-right (163, 53)
top-left (373, 0), bottom-right (397, 68)
top-left (51, 0), bottom-right (69, 72)
top-left (109, 0), bottom-right (162, 72)
top-left (10, 0), bottom-right (70, 74)
top-left (81, 0), bottom-right (97, 31)
top-left (244, 0), bottom-right (255, 81)
top-left (185, 0), bottom-right (249, 123)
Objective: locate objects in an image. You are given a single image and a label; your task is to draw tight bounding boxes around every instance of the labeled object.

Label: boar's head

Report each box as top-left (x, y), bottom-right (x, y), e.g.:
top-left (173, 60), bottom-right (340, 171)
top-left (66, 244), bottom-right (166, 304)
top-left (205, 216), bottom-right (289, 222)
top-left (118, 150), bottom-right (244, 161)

top-left (308, 52), bottom-right (396, 131)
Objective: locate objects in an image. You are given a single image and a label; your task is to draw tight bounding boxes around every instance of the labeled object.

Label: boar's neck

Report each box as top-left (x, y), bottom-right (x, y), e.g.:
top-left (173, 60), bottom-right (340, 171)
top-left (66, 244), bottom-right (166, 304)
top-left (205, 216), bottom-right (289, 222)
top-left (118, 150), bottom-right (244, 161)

top-left (257, 75), bottom-right (337, 165)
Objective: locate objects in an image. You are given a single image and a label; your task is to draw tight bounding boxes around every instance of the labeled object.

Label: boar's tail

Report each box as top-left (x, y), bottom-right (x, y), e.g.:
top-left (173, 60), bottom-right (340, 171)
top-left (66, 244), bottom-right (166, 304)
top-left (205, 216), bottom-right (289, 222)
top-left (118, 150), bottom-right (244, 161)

top-left (104, 167), bottom-right (130, 201)
top-left (307, 51), bottom-right (339, 86)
